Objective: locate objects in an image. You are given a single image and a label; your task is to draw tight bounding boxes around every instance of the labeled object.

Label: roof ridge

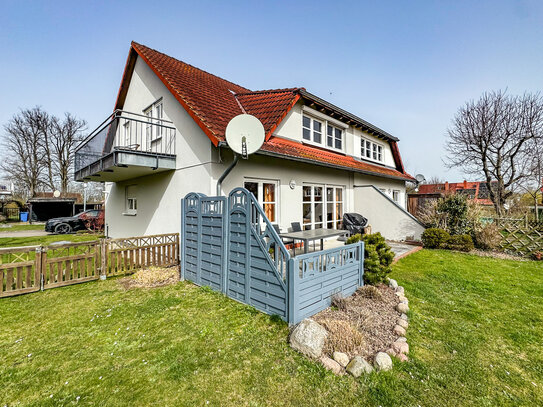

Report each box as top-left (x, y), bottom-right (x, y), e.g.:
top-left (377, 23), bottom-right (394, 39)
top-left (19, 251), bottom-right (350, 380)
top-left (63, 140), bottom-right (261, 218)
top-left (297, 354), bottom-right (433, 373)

top-left (235, 87), bottom-right (303, 96)
top-left (131, 41), bottom-right (251, 93)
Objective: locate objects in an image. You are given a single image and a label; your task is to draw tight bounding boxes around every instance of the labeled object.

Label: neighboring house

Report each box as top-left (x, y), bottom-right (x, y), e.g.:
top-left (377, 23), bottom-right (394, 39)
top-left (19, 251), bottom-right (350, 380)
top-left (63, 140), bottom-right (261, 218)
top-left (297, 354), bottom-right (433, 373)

top-left (408, 180), bottom-right (496, 216)
top-left (75, 42), bottom-right (423, 241)
top-left (0, 180), bottom-right (14, 198)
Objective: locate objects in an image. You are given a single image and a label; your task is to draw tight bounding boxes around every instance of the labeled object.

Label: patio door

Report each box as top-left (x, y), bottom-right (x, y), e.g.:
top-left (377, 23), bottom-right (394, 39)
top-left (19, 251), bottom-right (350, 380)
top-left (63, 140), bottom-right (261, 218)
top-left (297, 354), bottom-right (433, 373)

top-left (243, 179), bottom-right (278, 224)
top-left (303, 184), bottom-right (344, 230)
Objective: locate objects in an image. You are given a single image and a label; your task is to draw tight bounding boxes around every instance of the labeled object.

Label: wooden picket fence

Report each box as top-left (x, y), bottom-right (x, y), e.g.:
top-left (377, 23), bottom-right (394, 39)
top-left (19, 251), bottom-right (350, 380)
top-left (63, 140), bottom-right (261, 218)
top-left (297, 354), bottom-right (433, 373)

top-left (494, 218), bottom-right (543, 257)
top-left (0, 233), bottom-right (179, 298)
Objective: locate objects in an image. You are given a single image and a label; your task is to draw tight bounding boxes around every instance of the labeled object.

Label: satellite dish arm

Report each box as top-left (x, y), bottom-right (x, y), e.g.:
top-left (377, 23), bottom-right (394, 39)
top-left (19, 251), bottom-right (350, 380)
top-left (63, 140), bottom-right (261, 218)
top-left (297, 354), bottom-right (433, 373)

top-left (216, 154), bottom-right (240, 196)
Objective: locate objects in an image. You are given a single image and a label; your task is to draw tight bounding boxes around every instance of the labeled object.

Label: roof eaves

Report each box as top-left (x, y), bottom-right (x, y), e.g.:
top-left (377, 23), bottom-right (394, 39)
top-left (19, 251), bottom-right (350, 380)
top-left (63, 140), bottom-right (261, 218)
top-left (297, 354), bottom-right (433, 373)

top-left (129, 42), bottom-right (222, 146)
top-left (299, 89), bottom-right (399, 142)
top-left (256, 148), bottom-right (414, 182)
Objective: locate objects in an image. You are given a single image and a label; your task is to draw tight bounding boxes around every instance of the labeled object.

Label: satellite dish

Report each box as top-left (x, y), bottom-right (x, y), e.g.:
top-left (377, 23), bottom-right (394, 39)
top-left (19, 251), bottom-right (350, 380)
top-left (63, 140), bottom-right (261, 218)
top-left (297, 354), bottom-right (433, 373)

top-left (53, 190), bottom-right (61, 198)
top-left (225, 114), bottom-right (265, 159)
top-left (415, 174), bottom-right (426, 184)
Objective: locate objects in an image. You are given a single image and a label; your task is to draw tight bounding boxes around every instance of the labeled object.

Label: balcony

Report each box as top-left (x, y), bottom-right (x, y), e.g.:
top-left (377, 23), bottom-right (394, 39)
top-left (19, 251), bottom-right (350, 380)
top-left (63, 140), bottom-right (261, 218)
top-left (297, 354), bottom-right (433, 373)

top-left (74, 110), bottom-right (176, 182)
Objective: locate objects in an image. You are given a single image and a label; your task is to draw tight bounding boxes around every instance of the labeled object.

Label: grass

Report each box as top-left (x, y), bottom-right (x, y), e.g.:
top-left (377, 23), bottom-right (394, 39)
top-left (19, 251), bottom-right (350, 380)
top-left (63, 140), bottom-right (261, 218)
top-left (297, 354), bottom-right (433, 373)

top-left (1, 250), bottom-right (542, 406)
top-left (0, 223), bottom-right (45, 232)
top-left (0, 233), bottom-right (103, 248)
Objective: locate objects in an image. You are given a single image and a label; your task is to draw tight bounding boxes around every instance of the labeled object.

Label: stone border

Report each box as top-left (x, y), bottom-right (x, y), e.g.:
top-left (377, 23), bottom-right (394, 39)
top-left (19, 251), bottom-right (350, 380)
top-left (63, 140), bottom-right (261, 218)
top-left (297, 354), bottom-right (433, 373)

top-left (288, 280), bottom-right (411, 377)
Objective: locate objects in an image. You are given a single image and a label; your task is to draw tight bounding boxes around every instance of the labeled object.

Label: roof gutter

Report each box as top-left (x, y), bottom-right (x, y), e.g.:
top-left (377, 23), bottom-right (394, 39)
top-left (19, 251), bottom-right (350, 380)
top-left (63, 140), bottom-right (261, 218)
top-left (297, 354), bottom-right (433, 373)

top-left (256, 149), bottom-right (414, 182)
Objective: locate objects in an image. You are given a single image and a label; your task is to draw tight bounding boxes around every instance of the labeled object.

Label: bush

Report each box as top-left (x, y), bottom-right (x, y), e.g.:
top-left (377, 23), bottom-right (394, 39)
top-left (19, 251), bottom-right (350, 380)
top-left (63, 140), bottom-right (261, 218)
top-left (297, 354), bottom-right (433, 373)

top-left (445, 234), bottom-right (474, 252)
top-left (437, 194), bottom-right (470, 235)
top-left (345, 233), bottom-right (394, 285)
top-left (345, 233), bottom-right (362, 245)
top-left (421, 228), bottom-right (450, 249)
top-left (474, 223), bottom-right (502, 250)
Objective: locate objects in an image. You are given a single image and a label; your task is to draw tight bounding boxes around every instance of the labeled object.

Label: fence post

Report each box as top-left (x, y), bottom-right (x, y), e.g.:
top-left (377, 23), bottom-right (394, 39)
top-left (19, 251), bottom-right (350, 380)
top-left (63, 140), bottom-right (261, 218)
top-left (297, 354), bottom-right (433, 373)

top-left (359, 242), bottom-right (365, 287)
top-left (35, 246), bottom-right (43, 291)
top-left (100, 238), bottom-right (108, 280)
top-left (287, 258), bottom-right (296, 325)
top-left (180, 198), bottom-right (185, 281)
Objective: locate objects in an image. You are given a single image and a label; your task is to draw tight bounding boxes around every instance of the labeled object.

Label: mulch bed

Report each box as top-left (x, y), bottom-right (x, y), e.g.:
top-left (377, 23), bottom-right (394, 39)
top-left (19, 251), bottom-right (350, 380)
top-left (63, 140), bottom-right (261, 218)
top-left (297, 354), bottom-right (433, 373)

top-left (313, 284), bottom-right (401, 360)
top-left (118, 266), bottom-right (179, 289)
top-left (471, 249), bottom-right (528, 261)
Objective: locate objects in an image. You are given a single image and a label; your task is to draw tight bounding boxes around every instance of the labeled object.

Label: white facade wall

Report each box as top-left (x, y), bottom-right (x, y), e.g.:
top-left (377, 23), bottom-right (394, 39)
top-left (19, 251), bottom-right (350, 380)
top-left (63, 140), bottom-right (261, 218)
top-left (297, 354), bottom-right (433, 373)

top-left (104, 55), bottom-right (415, 241)
top-left (354, 186), bottom-right (425, 241)
top-left (275, 101), bottom-right (397, 168)
top-left (105, 57), bottom-right (215, 237)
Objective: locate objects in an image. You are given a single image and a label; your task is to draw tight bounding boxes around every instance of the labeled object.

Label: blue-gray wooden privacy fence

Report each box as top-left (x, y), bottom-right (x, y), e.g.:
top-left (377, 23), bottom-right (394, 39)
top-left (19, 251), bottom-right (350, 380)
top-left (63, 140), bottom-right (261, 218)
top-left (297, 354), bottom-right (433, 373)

top-left (181, 188), bottom-right (364, 324)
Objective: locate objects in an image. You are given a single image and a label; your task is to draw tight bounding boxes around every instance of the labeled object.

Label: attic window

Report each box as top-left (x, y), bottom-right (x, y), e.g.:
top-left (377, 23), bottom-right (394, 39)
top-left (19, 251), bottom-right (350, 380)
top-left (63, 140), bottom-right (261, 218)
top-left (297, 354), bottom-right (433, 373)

top-left (302, 114), bottom-right (343, 152)
top-left (361, 137), bottom-right (383, 163)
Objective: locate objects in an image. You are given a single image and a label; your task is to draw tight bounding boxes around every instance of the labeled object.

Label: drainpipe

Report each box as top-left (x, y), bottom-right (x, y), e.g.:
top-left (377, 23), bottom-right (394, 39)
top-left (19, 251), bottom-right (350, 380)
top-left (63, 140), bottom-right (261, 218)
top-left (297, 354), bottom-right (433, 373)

top-left (216, 154), bottom-right (240, 196)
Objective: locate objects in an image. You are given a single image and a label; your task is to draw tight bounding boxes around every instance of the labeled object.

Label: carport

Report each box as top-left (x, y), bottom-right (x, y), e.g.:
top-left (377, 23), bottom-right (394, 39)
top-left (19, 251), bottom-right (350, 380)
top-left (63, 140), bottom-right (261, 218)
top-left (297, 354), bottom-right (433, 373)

top-left (27, 197), bottom-right (76, 222)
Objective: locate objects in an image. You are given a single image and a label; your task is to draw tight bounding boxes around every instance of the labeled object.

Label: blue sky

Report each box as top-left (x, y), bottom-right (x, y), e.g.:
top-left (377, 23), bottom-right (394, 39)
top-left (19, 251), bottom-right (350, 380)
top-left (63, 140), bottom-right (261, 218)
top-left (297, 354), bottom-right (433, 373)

top-left (1, 0), bottom-right (542, 180)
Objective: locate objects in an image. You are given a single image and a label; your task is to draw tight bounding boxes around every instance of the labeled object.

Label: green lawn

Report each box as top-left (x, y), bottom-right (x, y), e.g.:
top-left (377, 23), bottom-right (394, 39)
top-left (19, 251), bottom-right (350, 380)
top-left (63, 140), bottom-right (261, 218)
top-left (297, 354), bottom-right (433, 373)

top-left (0, 223), bottom-right (45, 232)
top-left (0, 233), bottom-right (103, 248)
top-left (1, 250), bottom-right (542, 406)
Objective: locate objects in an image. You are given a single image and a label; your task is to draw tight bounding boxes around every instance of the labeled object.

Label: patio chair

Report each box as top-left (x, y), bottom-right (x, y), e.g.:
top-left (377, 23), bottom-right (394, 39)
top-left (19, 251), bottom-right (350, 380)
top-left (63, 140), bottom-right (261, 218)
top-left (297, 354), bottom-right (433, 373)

top-left (272, 224), bottom-right (296, 256)
top-left (290, 222), bottom-right (305, 252)
top-left (291, 222), bottom-right (302, 232)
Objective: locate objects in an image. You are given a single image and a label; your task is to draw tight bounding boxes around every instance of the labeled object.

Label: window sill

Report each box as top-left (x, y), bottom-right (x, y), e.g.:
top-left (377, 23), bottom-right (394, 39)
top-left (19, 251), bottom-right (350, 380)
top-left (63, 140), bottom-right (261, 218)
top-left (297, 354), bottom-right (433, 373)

top-left (122, 212), bottom-right (137, 216)
top-left (301, 140), bottom-right (345, 155)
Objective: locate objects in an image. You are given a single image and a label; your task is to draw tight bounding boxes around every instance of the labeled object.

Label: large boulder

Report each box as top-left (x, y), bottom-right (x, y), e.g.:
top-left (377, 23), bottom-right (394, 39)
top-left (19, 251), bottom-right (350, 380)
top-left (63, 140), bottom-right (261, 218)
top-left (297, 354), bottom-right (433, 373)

top-left (374, 352), bottom-right (393, 372)
top-left (346, 356), bottom-right (374, 377)
top-left (388, 278), bottom-right (398, 289)
top-left (289, 319), bottom-right (328, 359)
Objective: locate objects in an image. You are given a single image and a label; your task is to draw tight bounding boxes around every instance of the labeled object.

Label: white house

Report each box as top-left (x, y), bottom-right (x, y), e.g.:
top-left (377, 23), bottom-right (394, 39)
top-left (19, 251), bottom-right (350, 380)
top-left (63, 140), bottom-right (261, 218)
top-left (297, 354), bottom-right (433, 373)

top-left (75, 42), bottom-right (424, 241)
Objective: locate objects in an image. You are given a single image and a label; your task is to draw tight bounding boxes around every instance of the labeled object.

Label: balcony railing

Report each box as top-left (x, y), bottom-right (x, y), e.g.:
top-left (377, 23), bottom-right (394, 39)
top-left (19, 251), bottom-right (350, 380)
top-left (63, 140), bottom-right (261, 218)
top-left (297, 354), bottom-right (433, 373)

top-left (75, 110), bottom-right (176, 173)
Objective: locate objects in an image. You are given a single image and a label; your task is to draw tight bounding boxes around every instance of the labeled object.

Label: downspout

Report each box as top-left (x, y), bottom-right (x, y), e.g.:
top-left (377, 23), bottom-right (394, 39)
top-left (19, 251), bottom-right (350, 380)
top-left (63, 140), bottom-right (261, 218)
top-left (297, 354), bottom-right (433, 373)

top-left (216, 154), bottom-right (240, 196)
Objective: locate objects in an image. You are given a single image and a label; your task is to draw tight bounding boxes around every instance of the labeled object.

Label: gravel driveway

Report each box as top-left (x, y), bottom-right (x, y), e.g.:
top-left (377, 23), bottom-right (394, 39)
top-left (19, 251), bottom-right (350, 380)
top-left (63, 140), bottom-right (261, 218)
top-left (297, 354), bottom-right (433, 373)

top-left (0, 230), bottom-right (49, 238)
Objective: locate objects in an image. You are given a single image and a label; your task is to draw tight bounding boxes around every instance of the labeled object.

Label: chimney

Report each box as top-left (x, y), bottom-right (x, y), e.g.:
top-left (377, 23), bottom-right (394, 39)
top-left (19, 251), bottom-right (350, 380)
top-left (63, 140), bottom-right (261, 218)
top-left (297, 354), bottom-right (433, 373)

top-left (445, 182), bottom-right (449, 191)
top-left (463, 180), bottom-right (467, 189)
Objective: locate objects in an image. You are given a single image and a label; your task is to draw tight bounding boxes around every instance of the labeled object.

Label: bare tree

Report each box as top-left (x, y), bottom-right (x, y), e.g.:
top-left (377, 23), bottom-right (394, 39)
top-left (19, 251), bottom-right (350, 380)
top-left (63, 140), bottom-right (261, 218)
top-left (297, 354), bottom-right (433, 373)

top-left (1, 107), bottom-right (50, 197)
top-left (42, 113), bottom-right (87, 193)
top-left (445, 91), bottom-right (543, 216)
top-left (520, 139), bottom-right (543, 220)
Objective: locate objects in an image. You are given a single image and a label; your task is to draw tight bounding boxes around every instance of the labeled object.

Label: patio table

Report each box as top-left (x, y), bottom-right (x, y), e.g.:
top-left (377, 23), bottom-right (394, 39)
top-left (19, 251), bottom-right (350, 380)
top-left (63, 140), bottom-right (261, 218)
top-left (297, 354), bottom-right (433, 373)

top-left (279, 228), bottom-right (347, 254)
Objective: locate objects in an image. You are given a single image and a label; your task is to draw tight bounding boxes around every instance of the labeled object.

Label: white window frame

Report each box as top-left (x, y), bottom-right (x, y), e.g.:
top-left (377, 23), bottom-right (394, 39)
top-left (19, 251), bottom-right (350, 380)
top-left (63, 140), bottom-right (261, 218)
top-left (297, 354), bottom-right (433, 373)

top-left (361, 136), bottom-right (384, 163)
top-left (302, 110), bottom-right (345, 153)
top-left (143, 99), bottom-right (164, 147)
top-left (243, 178), bottom-right (280, 225)
top-left (302, 115), bottom-right (323, 145)
top-left (393, 190), bottom-right (400, 203)
top-left (124, 185), bottom-right (137, 216)
top-left (326, 123), bottom-right (343, 150)
top-left (302, 183), bottom-right (345, 231)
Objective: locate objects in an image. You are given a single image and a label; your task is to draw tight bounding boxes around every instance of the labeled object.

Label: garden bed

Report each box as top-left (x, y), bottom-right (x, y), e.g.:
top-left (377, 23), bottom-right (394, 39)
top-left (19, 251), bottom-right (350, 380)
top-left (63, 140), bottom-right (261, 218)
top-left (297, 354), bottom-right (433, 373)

top-left (313, 284), bottom-right (401, 360)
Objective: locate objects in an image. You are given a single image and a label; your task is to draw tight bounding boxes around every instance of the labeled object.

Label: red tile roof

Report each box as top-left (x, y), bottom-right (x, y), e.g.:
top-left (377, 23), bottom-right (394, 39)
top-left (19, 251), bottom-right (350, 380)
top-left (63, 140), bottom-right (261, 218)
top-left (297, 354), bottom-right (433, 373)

top-left (417, 181), bottom-right (495, 205)
top-left (115, 42), bottom-right (413, 180)
top-left (261, 137), bottom-right (414, 181)
top-left (235, 89), bottom-right (301, 141)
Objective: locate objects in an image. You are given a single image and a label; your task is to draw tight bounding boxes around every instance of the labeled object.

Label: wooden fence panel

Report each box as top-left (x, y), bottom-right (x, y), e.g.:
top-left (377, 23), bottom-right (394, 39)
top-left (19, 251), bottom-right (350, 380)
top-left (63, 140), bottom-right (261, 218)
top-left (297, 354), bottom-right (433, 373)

top-left (0, 246), bottom-right (41, 298)
top-left (42, 241), bottom-right (101, 289)
top-left (106, 233), bottom-right (179, 276)
top-left (0, 233), bottom-right (180, 298)
top-left (492, 218), bottom-right (543, 256)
